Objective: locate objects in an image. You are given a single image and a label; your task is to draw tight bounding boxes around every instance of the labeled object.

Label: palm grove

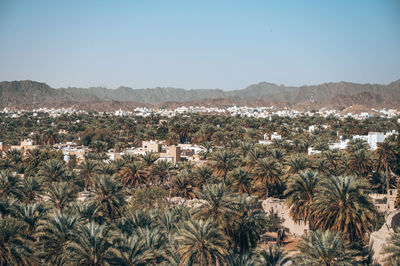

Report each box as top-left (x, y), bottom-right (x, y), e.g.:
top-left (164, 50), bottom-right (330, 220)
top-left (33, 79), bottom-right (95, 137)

top-left (0, 112), bottom-right (400, 265)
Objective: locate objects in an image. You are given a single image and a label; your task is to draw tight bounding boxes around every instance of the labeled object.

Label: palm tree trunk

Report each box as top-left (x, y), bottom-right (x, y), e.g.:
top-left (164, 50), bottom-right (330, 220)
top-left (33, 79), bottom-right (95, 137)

top-left (386, 163), bottom-right (390, 208)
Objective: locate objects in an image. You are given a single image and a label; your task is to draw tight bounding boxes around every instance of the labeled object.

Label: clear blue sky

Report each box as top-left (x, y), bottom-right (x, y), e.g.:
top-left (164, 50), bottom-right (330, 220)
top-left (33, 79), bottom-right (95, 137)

top-left (0, 0), bottom-right (399, 90)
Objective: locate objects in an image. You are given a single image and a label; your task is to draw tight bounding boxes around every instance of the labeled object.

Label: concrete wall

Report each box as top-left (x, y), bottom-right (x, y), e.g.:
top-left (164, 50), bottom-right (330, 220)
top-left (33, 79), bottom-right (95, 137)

top-left (262, 197), bottom-right (309, 237)
top-left (370, 211), bottom-right (400, 265)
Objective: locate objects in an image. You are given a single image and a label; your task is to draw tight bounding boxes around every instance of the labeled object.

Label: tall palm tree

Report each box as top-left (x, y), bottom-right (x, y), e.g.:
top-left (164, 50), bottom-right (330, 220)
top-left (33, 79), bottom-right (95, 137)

top-left (176, 219), bottom-right (228, 266)
top-left (38, 159), bottom-right (67, 183)
top-left (134, 227), bottom-right (168, 264)
top-left (11, 202), bottom-right (48, 239)
top-left (238, 141), bottom-right (255, 160)
top-left (376, 141), bottom-right (397, 204)
top-left (0, 217), bottom-right (34, 265)
top-left (200, 141), bottom-right (214, 160)
top-left (170, 170), bottom-right (196, 199)
top-left (151, 160), bottom-right (172, 185)
top-left (194, 165), bottom-right (214, 188)
top-left (0, 170), bottom-right (20, 199)
top-left (111, 235), bottom-right (147, 266)
top-left (225, 252), bottom-right (256, 266)
top-left (347, 149), bottom-right (375, 178)
top-left (89, 175), bottom-right (126, 221)
top-left (285, 171), bottom-right (320, 229)
top-left (288, 155), bottom-right (309, 174)
top-left (46, 181), bottom-right (78, 211)
top-left (79, 159), bottom-right (98, 190)
top-left (258, 245), bottom-right (291, 266)
top-left (311, 176), bottom-right (376, 242)
top-left (246, 148), bottom-right (264, 170)
top-left (254, 158), bottom-right (283, 198)
top-left (227, 195), bottom-right (269, 253)
top-left (269, 148), bottom-right (286, 161)
top-left (321, 149), bottom-right (347, 176)
top-left (35, 211), bottom-right (80, 265)
top-left (66, 222), bottom-right (118, 265)
top-left (139, 151), bottom-right (160, 169)
top-left (95, 162), bottom-right (116, 176)
top-left (194, 183), bottom-right (237, 228)
top-left (229, 167), bottom-right (253, 194)
top-left (119, 163), bottom-right (148, 188)
top-left (5, 149), bottom-right (23, 166)
top-left (294, 230), bottom-right (357, 266)
top-left (16, 175), bottom-right (43, 203)
top-left (67, 201), bottom-right (102, 224)
top-left (209, 149), bottom-right (238, 182)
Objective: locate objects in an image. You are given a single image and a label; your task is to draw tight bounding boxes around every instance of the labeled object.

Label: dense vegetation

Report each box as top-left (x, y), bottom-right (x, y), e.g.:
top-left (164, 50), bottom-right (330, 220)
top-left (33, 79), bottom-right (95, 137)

top-left (0, 112), bottom-right (400, 265)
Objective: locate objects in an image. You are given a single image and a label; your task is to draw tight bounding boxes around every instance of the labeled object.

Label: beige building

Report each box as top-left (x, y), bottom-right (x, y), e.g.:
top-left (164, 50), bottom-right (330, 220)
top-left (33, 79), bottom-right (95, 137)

top-left (141, 140), bottom-right (181, 164)
top-left (142, 140), bottom-right (162, 152)
top-left (370, 189), bottom-right (398, 213)
top-left (370, 211), bottom-right (400, 265)
top-left (10, 139), bottom-right (41, 154)
top-left (159, 145), bottom-right (181, 164)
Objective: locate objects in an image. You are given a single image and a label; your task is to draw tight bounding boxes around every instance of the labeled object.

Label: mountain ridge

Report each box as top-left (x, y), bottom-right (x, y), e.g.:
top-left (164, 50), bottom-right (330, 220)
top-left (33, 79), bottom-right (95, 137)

top-left (1, 79), bottom-right (399, 111)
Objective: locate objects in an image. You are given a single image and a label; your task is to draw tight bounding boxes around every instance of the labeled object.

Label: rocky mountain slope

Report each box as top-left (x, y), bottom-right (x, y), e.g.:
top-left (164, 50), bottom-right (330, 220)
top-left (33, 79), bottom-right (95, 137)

top-left (1, 79), bottom-right (399, 111)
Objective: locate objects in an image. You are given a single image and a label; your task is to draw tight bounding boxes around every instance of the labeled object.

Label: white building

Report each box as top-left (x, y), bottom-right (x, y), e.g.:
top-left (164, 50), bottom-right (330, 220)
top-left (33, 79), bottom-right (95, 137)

top-left (329, 139), bottom-right (350, 150)
top-left (353, 132), bottom-right (389, 150)
top-left (271, 132), bottom-right (282, 140)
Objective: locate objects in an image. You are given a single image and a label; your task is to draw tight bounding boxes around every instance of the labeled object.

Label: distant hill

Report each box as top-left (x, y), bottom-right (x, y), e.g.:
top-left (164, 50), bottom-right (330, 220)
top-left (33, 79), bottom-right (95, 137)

top-left (1, 79), bottom-right (400, 111)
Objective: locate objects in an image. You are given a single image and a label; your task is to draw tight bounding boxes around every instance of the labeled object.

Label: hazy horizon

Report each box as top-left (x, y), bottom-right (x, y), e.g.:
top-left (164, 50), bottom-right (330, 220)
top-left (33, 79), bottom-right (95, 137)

top-left (2, 78), bottom-right (400, 92)
top-left (0, 0), bottom-right (399, 90)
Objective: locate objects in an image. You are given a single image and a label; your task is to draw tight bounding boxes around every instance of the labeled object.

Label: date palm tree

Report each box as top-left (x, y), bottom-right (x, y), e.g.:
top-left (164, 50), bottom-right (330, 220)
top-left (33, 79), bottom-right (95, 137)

top-left (89, 175), bottom-right (126, 221)
top-left (229, 167), bottom-right (253, 194)
top-left (176, 219), bottom-right (228, 266)
top-left (194, 183), bottom-right (237, 228)
top-left (200, 141), bottom-right (214, 160)
top-left (46, 181), bottom-right (78, 211)
top-left (95, 162), bottom-right (116, 176)
top-left (5, 149), bottom-right (23, 167)
top-left (11, 202), bottom-right (48, 239)
top-left (227, 195), bottom-right (269, 253)
top-left (209, 149), bottom-right (238, 182)
top-left (119, 162), bottom-right (148, 188)
top-left (311, 176), bottom-right (376, 242)
top-left (226, 252), bottom-right (256, 266)
top-left (140, 151), bottom-right (160, 169)
top-left (254, 158), bottom-right (283, 198)
top-left (66, 222), bottom-right (118, 265)
top-left (79, 159), bottom-right (98, 190)
top-left (347, 149), bottom-right (375, 178)
top-left (0, 217), bottom-right (34, 265)
top-left (194, 165), bottom-right (215, 188)
top-left (35, 211), bottom-right (80, 265)
top-left (111, 235), bottom-right (147, 266)
top-left (151, 160), bottom-right (173, 185)
top-left (288, 155), bottom-right (309, 174)
top-left (294, 230), bottom-right (357, 266)
top-left (376, 141), bottom-right (397, 205)
top-left (38, 159), bottom-right (67, 183)
top-left (134, 227), bottom-right (168, 264)
top-left (170, 170), bottom-right (196, 199)
top-left (285, 171), bottom-right (320, 229)
top-left (0, 170), bottom-right (20, 199)
top-left (17, 175), bottom-right (43, 203)
top-left (258, 245), bottom-right (291, 266)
